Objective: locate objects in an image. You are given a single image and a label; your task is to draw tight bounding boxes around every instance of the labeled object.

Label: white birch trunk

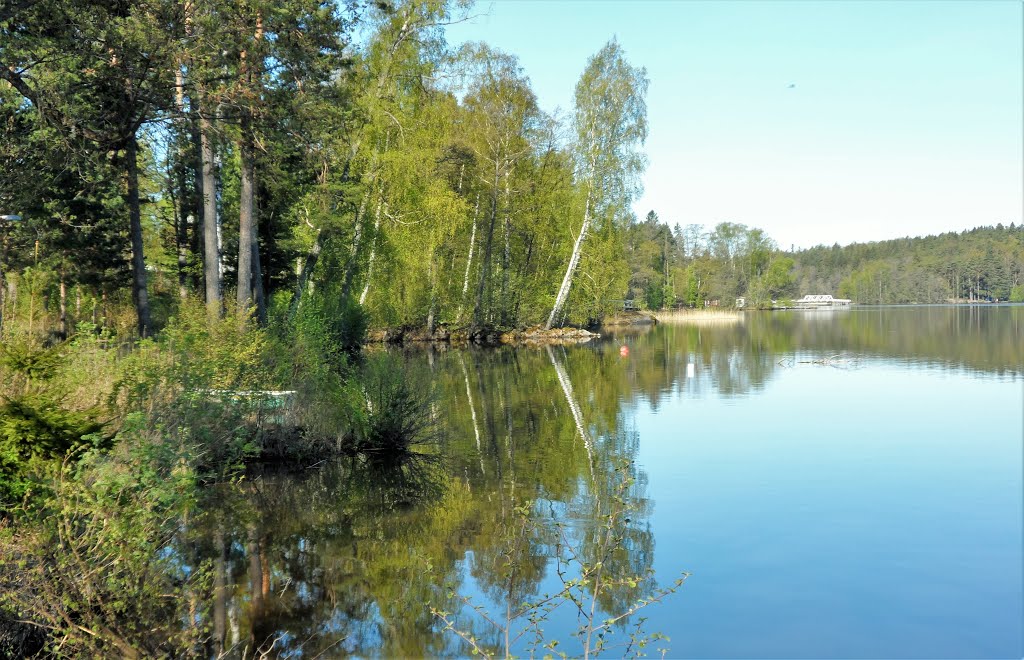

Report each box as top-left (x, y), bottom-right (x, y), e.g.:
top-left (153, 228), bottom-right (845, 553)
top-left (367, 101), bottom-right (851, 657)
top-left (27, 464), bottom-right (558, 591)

top-left (501, 176), bottom-right (511, 320)
top-left (545, 180), bottom-right (593, 330)
top-left (457, 194), bottom-right (480, 321)
top-left (359, 199), bottom-right (384, 305)
top-left (340, 187), bottom-right (372, 299)
top-left (458, 353), bottom-right (485, 475)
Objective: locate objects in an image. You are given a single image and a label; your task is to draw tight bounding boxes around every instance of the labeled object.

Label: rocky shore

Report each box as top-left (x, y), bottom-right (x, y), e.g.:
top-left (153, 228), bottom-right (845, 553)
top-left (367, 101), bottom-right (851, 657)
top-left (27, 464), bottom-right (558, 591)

top-left (366, 324), bottom-right (600, 346)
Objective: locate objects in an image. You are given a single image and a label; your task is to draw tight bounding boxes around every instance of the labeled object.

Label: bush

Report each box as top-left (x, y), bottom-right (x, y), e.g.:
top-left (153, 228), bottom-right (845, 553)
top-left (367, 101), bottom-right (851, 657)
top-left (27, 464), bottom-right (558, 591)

top-left (350, 353), bottom-right (437, 458)
top-left (112, 300), bottom-right (272, 478)
top-left (0, 420), bottom-right (205, 658)
top-left (0, 339), bottom-right (110, 509)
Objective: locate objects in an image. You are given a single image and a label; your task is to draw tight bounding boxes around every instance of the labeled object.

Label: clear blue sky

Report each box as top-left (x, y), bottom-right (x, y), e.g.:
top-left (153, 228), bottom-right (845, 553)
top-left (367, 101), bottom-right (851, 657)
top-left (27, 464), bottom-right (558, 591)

top-left (445, 0), bottom-right (1023, 249)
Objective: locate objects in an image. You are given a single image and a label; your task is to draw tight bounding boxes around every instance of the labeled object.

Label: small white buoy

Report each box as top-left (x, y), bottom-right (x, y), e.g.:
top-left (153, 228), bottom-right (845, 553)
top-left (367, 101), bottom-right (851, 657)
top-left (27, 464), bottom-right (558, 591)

top-left (686, 363), bottom-right (695, 378)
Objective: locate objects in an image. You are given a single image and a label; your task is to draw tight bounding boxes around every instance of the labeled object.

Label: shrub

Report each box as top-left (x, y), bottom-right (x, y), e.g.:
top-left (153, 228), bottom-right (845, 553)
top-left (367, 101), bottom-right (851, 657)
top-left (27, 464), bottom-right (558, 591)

top-left (0, 339), bottom-right (109, 509)
top-left (112, 300), bottom-right (272, 478)
top-left (350, 353), bottom-right (437, 459)
top-left (0, 418), bottom-right (206, 658)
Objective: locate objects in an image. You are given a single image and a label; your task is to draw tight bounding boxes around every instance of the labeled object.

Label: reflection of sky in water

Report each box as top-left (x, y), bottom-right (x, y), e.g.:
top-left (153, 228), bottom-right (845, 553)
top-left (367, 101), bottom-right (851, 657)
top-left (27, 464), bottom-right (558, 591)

top-left (635, 358), bottom-right (1023, 658)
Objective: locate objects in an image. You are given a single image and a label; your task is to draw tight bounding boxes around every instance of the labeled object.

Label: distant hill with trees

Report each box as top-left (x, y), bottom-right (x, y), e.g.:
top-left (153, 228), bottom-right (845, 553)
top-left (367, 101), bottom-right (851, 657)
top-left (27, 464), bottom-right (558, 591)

top-left (788, 224), bottom-right (1024, 304)
top-left (624, 220), bottom-right (1024, 309)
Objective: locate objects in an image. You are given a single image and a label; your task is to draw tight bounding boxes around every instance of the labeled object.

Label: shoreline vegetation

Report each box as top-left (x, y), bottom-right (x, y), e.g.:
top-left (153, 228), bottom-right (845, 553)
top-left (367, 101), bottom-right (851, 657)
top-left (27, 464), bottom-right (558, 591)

top-left (652, 309), bottom-right (743, 324)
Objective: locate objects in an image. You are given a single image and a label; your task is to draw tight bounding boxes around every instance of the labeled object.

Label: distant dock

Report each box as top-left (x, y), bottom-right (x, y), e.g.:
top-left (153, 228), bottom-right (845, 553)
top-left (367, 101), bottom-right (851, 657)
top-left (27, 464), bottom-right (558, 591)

top-left (793, 294), bottom-right (852, 309)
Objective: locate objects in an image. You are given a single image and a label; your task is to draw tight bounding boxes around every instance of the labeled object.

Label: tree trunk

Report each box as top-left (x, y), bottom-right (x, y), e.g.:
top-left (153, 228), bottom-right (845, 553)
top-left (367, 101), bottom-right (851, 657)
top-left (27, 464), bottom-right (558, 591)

top-left (125, 135), bottom-right (152, 337)
top-left (237, 13), bottom-right (264, 320)
top-left (0, 229), bottom-right (9, 335)
top-left (199, 111), bottom-right (221, 318)
top-left (501, 176), bottom-right (511, 325)
top-left (474, 167), bottom-right (500, 327)
top-left (427, 258), bottom-right (436, 334)
top-left (359, 200), bottom-right (384, 306)
top-left (289, 229), bottom-right (321, 320)
top-left (340, 188), bottom-right (372, 299)
top-left (59, 273), bottom-right (67, 338)
top-left (252, 231), bottom-right (266, 325)
top-left (174, 66), bottom-right (190, 299)
top-left (546, 180), bottom-right (593, 330)
top-left (237, 122), bottom-right (255, 312)
top-left (457, 194), bottom-right (480, 322)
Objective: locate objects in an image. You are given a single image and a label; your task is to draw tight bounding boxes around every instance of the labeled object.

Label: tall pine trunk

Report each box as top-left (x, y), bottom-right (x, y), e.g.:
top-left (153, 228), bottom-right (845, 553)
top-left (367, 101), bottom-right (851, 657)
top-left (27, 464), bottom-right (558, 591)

top-left (237, 118), bottom-right (255, 312)
top-left (236, 12), bottom-right (264, 321)
top-left (199, 110), bottom-right (221, 318)
top-left (174, 66), bottom-right (190, 299)
top-left (125, 135), bottom-right (152, 336)
top-left (252, 228), bottom-right (266, 325)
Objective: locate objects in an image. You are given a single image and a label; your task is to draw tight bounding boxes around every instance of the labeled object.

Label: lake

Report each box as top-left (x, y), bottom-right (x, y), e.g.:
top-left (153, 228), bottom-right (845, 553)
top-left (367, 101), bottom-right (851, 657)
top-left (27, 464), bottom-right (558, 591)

top-left (195, 305), bottom-right (1023, 658)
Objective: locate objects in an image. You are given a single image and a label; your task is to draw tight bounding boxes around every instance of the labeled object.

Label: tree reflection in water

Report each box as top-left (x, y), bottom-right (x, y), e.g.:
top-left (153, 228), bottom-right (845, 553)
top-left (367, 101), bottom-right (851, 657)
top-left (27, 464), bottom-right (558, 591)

top-left (184, 342), bottom-right (681, 657)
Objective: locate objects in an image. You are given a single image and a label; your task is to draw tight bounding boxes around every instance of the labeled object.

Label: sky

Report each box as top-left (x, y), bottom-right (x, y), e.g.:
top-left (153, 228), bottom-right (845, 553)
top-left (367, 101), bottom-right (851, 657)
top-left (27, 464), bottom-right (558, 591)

top-left (445, 0), bottom-right (1023, 250)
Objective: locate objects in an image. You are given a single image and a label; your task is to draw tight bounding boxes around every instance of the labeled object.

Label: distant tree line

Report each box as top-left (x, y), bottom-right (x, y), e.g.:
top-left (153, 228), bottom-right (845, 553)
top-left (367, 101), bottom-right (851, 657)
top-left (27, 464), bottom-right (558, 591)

top-left (789, 224), bottom-right (1024, 304)
top-left (622, 221), bottom-right (1024, 309)
top-left (622, 214), bottom-right (796, 309)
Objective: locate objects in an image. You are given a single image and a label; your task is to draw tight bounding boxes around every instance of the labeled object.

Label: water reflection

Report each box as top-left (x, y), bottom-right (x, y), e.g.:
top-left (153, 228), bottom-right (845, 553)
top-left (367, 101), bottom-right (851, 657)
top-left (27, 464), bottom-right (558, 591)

top-left (188, 357), bottom-right (658, 658)
top-left (184, 305), bottom-right (1020, 657)
top-left (193, 456), bottom-right (466, 657)
top-left (603, 306), bottom-right (1021, 407)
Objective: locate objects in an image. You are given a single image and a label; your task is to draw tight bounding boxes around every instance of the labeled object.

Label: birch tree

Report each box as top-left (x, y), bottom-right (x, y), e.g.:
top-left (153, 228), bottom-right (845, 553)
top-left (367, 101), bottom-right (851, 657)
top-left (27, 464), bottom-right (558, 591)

top-left (459, 44), bottom-right (539, 328)
top-left (546, 40), bottom-right (648, 330)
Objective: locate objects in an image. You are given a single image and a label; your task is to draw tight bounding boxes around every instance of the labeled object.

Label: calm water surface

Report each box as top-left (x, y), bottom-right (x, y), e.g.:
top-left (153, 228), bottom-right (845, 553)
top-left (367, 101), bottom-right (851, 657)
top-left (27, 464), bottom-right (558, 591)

top-left (198, 306), bottom-right (1023, 658)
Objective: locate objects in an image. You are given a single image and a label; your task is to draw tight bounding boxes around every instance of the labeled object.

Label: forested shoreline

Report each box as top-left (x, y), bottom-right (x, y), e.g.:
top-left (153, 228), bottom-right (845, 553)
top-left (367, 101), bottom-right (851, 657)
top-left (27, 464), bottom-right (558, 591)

top-left (1, 0), bottom-right (651, 341)
top-left (0, 1), bottom-right (664, 655)
top-left (2, 0), bottom-right (1020, 339)
top-left (622, 220), bottom-right (1024, 310)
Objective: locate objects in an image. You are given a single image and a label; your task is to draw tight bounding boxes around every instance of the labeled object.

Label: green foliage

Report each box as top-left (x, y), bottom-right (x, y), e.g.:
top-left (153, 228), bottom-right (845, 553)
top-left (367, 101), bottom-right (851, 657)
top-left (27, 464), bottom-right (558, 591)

top-left (0, 395), bottom-right (106, 496)
top-left (0, 421), bottom-right (205, 658)
top-left (0, 339), bottom-right (109, 508)
top-left (1010, 284), bottom-right (1024, 303)
top-left (574, 228), bottom-right (631, 324)
top-left (112, 300), bottom-right (273, 476)
top-left (743, 256), bottom-right (796, 308)
top-left (0, 341), bottom-right (65, 383)
top-left (351, 353), bottom-right (437, 458)
top-left (793, 225), bottom-right (1024, 303)
top-left (336, 294), bottom-right (372, 353)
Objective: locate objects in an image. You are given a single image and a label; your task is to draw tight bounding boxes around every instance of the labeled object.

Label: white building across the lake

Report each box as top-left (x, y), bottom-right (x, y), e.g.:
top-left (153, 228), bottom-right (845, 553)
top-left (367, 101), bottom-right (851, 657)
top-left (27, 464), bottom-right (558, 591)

top-left (794, 294), bottom-right (852, 308)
